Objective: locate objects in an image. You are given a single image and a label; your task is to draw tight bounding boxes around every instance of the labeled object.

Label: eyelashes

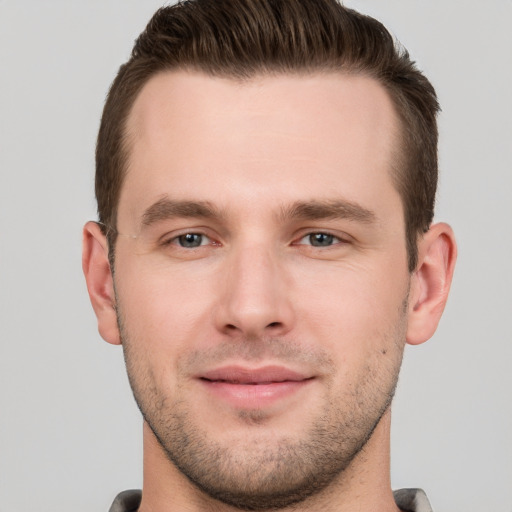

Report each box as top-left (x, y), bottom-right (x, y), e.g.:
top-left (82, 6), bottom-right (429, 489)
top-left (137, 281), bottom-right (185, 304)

top-left (171, 233), bottom-right (211, 248)
top-left (159, 230), bottom-right (350, 252)
top-left (294, 232), bottom-right (345, 247)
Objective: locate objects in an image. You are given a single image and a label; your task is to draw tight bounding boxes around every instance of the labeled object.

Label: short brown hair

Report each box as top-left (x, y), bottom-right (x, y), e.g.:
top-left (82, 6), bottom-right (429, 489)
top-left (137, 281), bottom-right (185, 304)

top-left (96, 0), bottom-right (440, 271)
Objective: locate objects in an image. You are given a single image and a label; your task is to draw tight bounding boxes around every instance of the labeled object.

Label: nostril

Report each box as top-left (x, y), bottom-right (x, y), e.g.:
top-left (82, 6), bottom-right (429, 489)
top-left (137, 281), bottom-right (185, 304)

top-left (267, 322), bottom-right (281, 328)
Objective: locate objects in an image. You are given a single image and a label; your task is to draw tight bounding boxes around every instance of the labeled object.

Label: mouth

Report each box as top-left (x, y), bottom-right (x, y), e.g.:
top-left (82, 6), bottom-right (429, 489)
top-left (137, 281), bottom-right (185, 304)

top-left (200, 365), bottom-right (311, 384)
top-left (197, 365), bottom-right (314, 408)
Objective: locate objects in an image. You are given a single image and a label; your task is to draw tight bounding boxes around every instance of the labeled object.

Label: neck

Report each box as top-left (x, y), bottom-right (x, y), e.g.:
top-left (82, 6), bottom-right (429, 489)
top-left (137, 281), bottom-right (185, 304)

top-left (138, 409), bottom-right (401, 512)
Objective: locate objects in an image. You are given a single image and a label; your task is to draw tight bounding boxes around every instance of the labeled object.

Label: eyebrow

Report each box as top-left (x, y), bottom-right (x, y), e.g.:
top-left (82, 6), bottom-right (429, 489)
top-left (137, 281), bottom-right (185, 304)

top-left (141, 198), bottom-right (222, 227)
top-left (279, 200), bottom-right (377, 224)
top-left (139, 197), bottom-right (377, 229)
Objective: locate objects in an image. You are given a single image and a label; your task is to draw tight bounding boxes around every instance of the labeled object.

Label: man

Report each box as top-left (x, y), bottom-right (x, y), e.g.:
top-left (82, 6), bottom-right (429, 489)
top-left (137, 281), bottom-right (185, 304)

top-left (82, 0), bottom-right (456, 511)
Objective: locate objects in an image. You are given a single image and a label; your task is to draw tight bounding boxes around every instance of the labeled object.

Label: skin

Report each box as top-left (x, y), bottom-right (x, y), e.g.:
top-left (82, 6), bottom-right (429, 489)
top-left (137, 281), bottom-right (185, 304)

top-left (83, 71), bottom-right (456, 512)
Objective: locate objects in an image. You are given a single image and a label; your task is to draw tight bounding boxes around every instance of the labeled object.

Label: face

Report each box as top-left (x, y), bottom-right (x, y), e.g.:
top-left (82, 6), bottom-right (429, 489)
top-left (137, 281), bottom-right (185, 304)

top-left (114, 71), bottom-right (410, 508)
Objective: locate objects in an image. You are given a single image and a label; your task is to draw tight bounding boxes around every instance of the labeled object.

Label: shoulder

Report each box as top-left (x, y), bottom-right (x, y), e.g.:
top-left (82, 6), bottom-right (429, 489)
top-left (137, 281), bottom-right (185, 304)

top-left (393, 488), bottom-right (433, 512)
top-left (108, 489), bottom-right (142, 512)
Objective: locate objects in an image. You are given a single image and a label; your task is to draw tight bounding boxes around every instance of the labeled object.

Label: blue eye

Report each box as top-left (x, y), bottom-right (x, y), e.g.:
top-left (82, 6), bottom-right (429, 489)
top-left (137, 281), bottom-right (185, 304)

top-left (297, 233), bottom-right (341, 247)
top-left (308, 233), bottom-right (335, 247)
top-left (176, 233), bottom-right (207, 248)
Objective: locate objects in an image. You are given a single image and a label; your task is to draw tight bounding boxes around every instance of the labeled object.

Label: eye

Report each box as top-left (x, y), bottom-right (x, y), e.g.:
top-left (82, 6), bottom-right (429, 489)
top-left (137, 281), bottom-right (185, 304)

top-left (297, 232), bottom-right (342, 247)
top-left (172, 233), bottom-right (211, 248)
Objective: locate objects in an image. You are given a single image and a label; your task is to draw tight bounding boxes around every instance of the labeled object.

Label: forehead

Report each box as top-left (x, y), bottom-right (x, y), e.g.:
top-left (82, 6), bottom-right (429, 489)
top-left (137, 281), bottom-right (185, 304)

top-left (120, 70), bottom-right (401, 226)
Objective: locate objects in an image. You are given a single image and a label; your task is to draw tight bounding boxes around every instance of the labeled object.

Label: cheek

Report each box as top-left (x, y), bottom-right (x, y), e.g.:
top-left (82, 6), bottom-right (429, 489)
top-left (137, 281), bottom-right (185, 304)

top-left (298, 272), bottom-right (407, 403)
top-left (114, 259), bottom-right (216, 371)
top-left (292, 261), bottom-right (409, 356)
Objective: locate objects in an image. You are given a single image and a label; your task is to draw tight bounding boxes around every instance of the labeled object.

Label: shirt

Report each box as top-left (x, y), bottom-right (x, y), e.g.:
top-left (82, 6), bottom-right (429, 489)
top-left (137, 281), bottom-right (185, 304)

top-left (108, 487), bottom-right (433, 511)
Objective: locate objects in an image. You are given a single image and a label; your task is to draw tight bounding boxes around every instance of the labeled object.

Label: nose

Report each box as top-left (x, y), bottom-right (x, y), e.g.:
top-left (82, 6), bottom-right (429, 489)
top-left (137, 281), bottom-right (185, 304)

top-left (213, 243), bottom-right (295, 339)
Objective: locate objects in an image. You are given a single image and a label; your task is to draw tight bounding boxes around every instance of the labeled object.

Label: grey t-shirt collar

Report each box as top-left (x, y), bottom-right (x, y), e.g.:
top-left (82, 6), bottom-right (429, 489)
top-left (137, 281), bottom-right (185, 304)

top-left (109, 487), bottom-right (433, 512)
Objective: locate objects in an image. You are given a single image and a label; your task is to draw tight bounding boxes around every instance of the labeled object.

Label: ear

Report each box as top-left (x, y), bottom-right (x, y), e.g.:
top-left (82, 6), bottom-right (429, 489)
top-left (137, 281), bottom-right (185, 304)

top-left (82, 221), bottom-right (121, 345)
top-left (406, 222), bottom-right (457, 345)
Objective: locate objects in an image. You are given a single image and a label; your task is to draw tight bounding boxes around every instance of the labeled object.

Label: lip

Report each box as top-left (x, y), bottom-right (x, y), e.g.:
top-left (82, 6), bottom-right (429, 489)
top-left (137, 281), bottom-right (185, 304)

top-left (197, 365), bottom-right (314, 409)
top-left (200, 365), bottom-right (310, 384)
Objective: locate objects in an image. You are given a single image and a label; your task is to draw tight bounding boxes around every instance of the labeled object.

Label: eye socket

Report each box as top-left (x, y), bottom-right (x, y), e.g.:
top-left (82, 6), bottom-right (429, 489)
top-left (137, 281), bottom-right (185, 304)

top-left (296, 232), bottom-right (343, 247)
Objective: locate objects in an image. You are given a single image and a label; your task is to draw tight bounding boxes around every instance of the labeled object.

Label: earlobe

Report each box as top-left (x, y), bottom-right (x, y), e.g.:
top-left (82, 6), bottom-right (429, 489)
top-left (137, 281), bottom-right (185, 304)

top-left (82, 221), bottom-right (121, 345)
top-left (406, 222), bottom-right (457, 345)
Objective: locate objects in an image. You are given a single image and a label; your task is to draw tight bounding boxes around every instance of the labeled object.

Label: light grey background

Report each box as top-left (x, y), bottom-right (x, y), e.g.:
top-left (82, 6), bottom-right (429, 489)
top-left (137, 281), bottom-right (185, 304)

top-left (0, 1), bottom-right (510, 511)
